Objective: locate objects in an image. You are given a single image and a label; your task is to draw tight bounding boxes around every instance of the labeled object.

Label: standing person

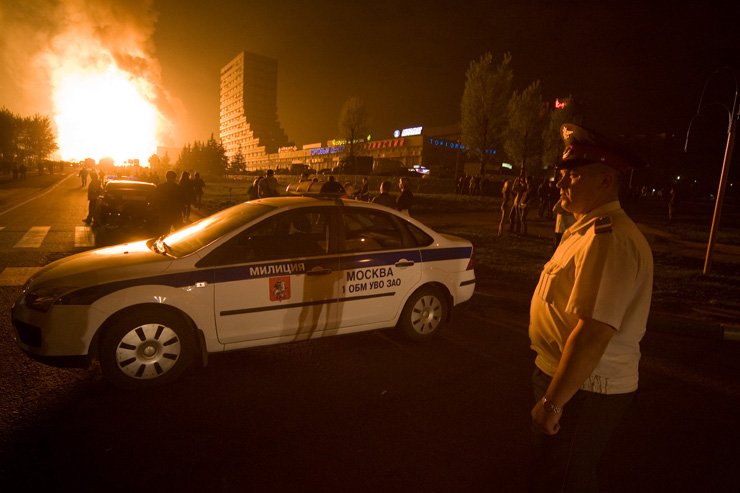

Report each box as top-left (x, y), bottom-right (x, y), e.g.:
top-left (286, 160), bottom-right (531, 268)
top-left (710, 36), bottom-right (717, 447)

top-left (667, 183), bottom-right (677, 225)
top-left (537, 178), bottom-right (550, 218)
top-left (509, 173), bottom-right (526, 233)
top-left (155, 170), bottom-right (184, 234)
top-left (518, 176), bottom-right (534, 235)
top-left (342, 182), bottom-right (355, 199)
top-left (497, 179), bottom-right (511, 236)
top-left (193, 172), bottom-right (205, 208)
top-left (396, 177), bottom-right (413, 215)
top-left (247, 176), bottom-right (262, 201)
top-left (79, 167), bottom-right (88, 187)
top-left (178, 170), bottom-right (195, 222)
top-left (319, 175), bottom-right (343, 193)
top-left (372, 180), bottom-right (395, 208)
top-left (546, 180), bottom-right (558, 219)
top-left (258, 169), bottom-right (279, 197)
top-left (83, 172), bottom-right (101, 224)
top-left (528, 123), bottom-right (653, 492)
top-left (357, 176), bottom-right (370, 201)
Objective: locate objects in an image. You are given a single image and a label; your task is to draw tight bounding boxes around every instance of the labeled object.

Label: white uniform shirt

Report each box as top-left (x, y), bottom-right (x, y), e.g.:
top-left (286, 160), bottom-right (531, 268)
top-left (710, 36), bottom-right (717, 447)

top-left (529, 201), bottom-right (653, 394)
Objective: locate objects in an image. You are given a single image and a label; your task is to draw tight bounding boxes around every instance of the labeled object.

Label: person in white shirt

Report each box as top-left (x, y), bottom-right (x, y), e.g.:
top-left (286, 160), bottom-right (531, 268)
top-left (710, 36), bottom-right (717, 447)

top-left (529, 123), bottom-right (653, 492)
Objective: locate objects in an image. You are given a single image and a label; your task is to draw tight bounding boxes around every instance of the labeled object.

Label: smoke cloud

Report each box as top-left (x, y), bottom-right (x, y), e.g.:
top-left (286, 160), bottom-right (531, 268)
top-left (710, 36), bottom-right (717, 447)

top-left (0, 0), bottom-right (181, 149)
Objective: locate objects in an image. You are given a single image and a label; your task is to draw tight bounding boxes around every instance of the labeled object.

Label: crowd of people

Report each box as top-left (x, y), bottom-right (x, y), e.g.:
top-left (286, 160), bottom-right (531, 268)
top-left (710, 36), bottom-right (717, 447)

top-left (496, 173), bottom-right (572, 250)
top-left (78, 165), bottom-right (206, 235)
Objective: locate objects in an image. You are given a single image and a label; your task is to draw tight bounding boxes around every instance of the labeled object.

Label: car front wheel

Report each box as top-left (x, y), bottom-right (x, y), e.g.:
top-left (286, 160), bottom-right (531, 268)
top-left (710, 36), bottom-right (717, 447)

top-left (99, 309), bottom-right (195, 389)
top-left (398, 286), bottom-right (448, 341)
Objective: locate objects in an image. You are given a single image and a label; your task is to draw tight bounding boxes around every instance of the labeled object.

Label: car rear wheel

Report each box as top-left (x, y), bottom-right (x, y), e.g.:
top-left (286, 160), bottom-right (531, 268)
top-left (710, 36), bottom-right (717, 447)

top-left (398, 286), bottom-right (447, 341)
top-left (99, 309), bottom-right (195, 389)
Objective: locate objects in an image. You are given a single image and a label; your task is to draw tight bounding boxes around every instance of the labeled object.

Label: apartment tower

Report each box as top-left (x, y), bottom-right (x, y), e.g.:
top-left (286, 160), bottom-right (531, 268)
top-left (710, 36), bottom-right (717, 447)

top-left (219, 52), bottom-right (290, 164)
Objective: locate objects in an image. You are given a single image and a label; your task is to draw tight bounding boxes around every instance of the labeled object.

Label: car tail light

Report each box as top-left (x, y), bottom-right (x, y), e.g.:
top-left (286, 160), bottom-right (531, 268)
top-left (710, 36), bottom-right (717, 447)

top-left (466, 248), bottom-right (475, 270)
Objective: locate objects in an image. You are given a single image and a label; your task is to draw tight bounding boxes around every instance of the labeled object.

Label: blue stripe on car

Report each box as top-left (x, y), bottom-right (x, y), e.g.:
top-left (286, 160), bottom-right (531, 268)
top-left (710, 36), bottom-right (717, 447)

top-left (61, 247), bottom-right (472, 306)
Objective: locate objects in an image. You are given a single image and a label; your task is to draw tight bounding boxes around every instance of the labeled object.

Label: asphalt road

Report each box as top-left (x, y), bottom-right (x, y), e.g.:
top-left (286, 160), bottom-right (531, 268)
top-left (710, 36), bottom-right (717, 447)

top-left (1, 173), bottom-right (739, 492)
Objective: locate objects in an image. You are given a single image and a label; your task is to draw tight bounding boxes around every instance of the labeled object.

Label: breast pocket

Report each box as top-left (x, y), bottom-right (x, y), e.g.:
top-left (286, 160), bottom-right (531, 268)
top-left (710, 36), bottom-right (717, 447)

top-left (535, 261), bottom-right (567, 304)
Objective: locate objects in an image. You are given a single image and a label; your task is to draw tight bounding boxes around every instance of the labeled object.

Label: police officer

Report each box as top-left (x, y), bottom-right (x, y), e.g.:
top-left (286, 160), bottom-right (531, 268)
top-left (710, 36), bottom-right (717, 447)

top-left (528, 123), bottom-right (653, 492)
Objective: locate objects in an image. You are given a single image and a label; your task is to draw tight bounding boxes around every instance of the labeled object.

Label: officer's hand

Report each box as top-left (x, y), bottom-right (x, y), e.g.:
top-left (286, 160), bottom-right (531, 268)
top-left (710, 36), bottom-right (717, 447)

top-left (531, 401), bottom-right (561, 435)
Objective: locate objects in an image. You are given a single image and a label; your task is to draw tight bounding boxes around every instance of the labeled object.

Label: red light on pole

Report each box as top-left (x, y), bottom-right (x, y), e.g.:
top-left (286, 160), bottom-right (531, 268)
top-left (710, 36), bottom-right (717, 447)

top-left (554, 98), bottom-right (567, 109)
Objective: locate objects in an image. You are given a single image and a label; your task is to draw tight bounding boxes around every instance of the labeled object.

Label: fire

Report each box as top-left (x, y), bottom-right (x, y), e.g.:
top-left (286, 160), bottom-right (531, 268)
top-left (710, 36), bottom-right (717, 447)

top-left (32, 0), bottom-right (172, 167)
top-left (53, 64), bottom-right (159, 165)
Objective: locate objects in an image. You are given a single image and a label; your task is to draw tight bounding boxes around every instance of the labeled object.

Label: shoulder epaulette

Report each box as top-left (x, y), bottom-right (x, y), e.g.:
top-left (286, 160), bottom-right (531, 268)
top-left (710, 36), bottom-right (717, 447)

top-left (594, 216), bottom-right (613, 234)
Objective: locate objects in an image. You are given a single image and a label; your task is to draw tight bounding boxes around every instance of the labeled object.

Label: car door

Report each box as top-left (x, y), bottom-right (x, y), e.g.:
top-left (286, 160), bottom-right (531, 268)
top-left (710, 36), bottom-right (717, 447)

top-left (337, 207), bottom-right (422, 328)
top-left (203, 207), bottom-right (342, 344)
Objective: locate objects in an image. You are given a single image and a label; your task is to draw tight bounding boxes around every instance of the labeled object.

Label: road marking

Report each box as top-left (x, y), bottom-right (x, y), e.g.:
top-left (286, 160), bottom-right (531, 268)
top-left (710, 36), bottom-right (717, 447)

top-left (14, 226), bottom-right (50, 248)
top-left (75, 226), bottom-right (95, 247)
top-left (0, 172), bottom-right (76, 217)
top-left (0, 267), bottom-right (41, 286)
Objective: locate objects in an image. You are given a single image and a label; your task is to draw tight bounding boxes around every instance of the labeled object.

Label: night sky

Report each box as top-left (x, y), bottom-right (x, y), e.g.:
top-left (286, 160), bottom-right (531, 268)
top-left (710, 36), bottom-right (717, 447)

top-left (2, 0), bottom-right (740, 151)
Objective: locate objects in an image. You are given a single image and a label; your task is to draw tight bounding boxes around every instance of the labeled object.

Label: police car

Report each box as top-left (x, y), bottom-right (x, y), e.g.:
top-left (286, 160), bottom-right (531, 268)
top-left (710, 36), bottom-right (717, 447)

top-left (12, 196), bottom-right (476, 389)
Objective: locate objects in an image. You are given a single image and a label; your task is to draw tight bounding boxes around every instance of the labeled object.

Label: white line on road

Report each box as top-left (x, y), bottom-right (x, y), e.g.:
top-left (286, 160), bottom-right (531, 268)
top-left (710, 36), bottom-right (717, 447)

top-left (14, 226), bottom-right (50, 248)
top-left (0, 172), bottom-right (76, 217)
top-left (75, 226), bottom-right (95, 247)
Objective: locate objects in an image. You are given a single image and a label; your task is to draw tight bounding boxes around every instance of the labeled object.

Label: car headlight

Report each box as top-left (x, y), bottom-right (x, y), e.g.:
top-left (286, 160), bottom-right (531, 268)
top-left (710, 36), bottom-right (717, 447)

top-left (23, 286), bottom-right (77, 312)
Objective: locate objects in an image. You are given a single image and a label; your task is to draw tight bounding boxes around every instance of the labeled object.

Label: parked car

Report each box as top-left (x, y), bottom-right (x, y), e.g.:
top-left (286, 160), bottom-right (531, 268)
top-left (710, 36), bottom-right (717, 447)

top-left (92, 179), bottom-right (159, 245)
top-left (12, 196), bottom-right (476, 389)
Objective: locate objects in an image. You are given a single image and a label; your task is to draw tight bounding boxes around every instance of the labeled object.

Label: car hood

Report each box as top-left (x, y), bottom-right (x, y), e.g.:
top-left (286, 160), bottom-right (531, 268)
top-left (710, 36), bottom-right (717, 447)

top-left (27, 240), bottom-right (173, 290)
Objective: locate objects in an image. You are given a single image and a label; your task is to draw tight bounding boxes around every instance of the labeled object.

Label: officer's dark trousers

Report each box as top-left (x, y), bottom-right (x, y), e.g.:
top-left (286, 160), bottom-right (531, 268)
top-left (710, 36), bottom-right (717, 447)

top-left (530, 368), bottom-right (634, 493)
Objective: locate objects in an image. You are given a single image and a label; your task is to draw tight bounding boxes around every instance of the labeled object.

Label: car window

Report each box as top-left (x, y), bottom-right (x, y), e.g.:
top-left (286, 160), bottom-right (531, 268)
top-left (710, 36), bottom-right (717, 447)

top-left (197, 208), bottom-right (330, 267)
top-left (403, 221), bottom-right (434, 247)
top-left (163, 202), bottom-right (274, 257)
top-left (339, 209), bottom-right (405, 253)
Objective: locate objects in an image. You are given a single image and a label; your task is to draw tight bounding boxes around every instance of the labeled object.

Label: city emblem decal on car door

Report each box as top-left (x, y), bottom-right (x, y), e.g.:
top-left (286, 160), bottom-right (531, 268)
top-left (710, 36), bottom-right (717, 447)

top-left (270, 276), bottom-right (291, 301)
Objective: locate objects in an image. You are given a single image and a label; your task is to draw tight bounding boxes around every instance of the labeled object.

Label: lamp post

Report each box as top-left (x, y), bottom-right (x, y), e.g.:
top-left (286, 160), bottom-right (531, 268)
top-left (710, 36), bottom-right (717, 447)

top-left (684, 67), bottom-right (738, 275)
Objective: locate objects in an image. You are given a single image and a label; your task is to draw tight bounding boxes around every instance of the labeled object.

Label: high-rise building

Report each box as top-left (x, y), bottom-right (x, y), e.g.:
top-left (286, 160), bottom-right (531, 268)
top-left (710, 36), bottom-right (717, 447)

top-left (219, 52), bottom-right (291, 165)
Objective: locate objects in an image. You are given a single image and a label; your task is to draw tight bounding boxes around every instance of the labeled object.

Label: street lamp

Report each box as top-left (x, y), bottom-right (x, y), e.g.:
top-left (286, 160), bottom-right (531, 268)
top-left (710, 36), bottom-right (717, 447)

top-left (684, 66), bottom-right (738, 275)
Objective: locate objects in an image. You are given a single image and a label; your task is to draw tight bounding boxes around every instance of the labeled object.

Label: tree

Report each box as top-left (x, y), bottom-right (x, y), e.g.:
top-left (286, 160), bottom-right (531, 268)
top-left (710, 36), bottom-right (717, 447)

top-left (176, 135), bottom-right (228, 176)
top-left (205, 134), bottom-right (228, 175)
top-left (22, 114), bottom-right (58, 163)
top-left (0, 109), bottom-right (57, 166)
top-left (231, 145), bottom-right (246, 173)
top-left (338, 96), bottom-right (369, 162)
top-left (503, 80), bottom-right (547, 175)
top-left (0, 107), bottom-right (19, 163)
top-left (461, 52), bottom-right (513, 175)
top-left (542, 96), bottom-right (581, 169)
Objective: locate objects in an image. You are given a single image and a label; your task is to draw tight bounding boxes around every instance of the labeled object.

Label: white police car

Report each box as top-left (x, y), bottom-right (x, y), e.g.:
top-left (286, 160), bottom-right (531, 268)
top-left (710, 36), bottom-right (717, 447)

top-left (12, 196), bottom-right (476, 389)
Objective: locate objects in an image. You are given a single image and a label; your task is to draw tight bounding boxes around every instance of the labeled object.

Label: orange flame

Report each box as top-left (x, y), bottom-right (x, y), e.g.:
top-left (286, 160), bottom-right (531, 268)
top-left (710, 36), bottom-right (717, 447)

top-left (39, 1), bottom-right (171, 166)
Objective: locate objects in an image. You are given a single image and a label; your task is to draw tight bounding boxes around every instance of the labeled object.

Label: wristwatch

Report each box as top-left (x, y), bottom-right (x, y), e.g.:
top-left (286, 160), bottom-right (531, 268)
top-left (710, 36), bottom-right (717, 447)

top-left (541, 396), bottom-right (562, 414)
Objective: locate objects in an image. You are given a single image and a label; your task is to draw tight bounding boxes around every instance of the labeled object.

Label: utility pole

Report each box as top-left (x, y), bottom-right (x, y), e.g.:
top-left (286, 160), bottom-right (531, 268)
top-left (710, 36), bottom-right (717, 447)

top-left (685, 67), bottom-right (738, 275)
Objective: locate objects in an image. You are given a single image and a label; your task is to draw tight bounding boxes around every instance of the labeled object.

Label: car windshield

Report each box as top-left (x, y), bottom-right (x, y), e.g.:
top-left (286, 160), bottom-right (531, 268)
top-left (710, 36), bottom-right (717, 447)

top-left (152, 202), bottom-right (274, 257)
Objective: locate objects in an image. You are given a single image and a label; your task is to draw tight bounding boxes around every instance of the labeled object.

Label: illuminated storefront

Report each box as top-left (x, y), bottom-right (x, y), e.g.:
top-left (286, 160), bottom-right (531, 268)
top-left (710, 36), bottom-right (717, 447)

top-left (254, 125), bottom-right (473, 177)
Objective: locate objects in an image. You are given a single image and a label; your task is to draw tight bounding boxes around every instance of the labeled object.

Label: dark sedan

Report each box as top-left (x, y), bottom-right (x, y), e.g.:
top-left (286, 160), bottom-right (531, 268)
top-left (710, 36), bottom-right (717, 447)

top-left (92, 179), bottom-right (160, 245)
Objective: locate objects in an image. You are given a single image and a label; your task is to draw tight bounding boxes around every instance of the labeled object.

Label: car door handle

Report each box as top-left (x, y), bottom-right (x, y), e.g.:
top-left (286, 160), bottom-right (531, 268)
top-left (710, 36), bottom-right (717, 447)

top-left (307, 267), bottom-right (333, 276)
top-left (395, 260), bottom-right (415, 267)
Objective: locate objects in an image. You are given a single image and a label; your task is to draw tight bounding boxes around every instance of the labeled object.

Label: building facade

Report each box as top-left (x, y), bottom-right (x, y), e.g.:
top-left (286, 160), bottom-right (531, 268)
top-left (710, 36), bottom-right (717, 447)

top-left (261, 126), bottom-right (470, 178)
top-left (219, 52), bottom-right (291, 164)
